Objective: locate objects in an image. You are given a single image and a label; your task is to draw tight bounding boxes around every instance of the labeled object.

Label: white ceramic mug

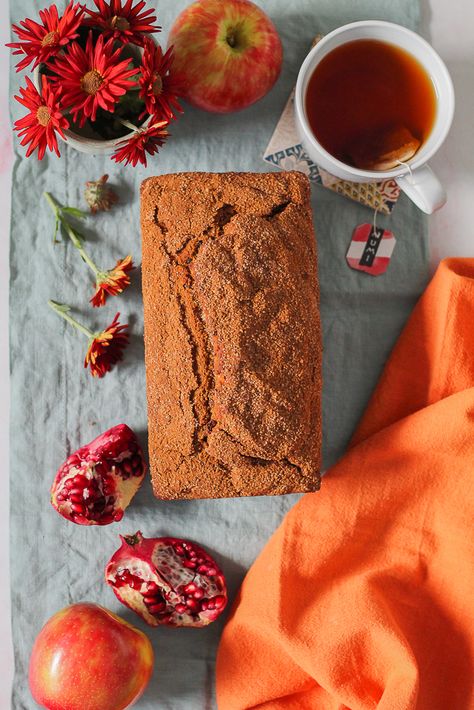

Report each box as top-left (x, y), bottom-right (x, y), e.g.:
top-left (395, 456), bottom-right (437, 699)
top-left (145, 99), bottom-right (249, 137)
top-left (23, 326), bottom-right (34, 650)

top-left (294, 21), bottom-right (455, 214)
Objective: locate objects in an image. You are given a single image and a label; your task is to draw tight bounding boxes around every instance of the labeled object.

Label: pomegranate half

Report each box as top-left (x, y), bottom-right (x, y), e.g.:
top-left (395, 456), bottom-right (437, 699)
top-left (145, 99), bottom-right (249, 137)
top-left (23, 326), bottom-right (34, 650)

top-left (106, 532), bottom-right (228, 627)
top-left (51, 424), bottom-right (146, 526)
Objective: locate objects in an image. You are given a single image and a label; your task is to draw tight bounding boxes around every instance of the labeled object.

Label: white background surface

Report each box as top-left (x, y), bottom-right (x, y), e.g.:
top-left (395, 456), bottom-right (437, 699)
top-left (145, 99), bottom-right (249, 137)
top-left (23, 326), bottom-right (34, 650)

top-left (0, 0), bottom-right (473, 705)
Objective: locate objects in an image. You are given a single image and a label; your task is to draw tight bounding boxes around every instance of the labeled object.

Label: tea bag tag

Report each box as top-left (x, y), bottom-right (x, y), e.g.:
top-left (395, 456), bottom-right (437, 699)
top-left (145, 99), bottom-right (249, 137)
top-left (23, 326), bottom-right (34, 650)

top-left (347, 211), bottom-right (396, 276)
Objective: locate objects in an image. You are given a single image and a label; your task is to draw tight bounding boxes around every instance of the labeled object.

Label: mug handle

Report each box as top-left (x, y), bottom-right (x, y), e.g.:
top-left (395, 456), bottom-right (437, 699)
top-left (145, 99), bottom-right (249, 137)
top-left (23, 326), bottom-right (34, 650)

top-left (395, 165), bottom-right (446, 214)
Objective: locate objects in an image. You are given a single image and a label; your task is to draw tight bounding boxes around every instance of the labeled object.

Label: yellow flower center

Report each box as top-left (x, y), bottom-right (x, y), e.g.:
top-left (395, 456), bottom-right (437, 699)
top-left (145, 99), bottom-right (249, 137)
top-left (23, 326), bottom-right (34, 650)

top-left (81, 69), bottom-right (104, 95)
top-left (110, 15), bottom-right (130, 31)
top-left (36, 106), bottom-right (51, 127)
top-left (42, 30), bottom-right (59, 47)
top-left (152, 74), bottom-right (163, 96)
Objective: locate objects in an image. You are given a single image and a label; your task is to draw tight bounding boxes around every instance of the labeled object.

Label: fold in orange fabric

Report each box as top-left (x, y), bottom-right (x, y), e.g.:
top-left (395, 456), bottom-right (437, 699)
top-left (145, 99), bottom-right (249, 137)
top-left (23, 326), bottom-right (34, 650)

top-left (217, 259), bottom-right (474, 710)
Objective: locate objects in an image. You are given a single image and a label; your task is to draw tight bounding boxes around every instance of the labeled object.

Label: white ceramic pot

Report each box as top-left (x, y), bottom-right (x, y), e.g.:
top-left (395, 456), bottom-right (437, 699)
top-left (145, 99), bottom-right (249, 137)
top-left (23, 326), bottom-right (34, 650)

top-left (33, 66), bottom-right (149, 156)
top-left (294, 21), bottom-right (455, 214)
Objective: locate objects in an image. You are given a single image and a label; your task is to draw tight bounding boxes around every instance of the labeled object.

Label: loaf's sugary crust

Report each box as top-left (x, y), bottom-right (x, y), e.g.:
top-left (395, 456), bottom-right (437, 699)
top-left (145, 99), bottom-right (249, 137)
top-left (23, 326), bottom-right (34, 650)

top-left (141, 172), bottom-right (322, 499)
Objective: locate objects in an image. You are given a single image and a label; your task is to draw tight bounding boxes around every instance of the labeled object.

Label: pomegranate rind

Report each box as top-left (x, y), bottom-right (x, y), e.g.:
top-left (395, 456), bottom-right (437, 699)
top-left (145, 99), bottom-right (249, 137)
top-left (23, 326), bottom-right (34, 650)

top-left (50, 424), bottom-right (146, 526)
top-left (105, 532), bottom-right (228, 628)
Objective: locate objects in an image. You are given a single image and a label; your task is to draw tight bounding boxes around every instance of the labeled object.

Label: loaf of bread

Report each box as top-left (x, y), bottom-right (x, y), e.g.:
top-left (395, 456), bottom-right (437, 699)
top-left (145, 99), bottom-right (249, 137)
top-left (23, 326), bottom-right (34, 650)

top-left (141, 171), bottom-right (321, 499)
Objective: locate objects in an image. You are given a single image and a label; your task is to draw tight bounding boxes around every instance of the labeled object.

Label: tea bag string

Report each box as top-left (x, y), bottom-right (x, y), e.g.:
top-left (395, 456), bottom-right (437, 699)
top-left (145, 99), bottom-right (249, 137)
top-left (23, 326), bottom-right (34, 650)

top-left (396, 159), bottom-right (414, 184)
top-left (372, 206), bottom-right (379, 233)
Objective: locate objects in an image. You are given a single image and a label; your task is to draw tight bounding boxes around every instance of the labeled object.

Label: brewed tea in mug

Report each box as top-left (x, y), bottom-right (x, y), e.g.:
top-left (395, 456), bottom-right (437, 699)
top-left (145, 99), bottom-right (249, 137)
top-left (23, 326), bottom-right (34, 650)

top-left (305, 39), bottom-right (437, 170)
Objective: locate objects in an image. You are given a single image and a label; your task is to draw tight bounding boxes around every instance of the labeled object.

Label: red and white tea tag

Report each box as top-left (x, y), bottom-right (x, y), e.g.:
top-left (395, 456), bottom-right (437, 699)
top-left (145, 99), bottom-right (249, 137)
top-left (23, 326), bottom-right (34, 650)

top-left (346, 223), bottom-right (396, 276)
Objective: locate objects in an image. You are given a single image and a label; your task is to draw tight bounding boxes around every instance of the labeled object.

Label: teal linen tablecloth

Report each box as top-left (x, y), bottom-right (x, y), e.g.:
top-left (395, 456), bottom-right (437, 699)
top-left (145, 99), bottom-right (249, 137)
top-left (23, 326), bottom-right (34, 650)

top-left (9, 1), bottom-right (428, 707)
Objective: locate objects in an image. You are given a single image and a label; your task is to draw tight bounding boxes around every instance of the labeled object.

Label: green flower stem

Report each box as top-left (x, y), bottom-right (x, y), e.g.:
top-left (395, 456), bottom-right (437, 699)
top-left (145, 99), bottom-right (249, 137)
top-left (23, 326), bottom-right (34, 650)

top-left (43, 190), bottom-right (60, 216)
top-left (44, 192), bottom-right (102, 277)
top-left (116, 117), bottom-right (139, 133)
top-left (48, 300), bottom-right (94, 339)
top-left (75, 241), bottom-right (101, 276)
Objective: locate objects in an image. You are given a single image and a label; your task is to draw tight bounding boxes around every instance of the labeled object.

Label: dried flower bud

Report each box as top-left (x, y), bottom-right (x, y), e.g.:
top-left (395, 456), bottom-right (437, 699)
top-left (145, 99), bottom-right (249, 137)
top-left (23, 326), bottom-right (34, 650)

top-left (84, 174), bottom-right (118, 214)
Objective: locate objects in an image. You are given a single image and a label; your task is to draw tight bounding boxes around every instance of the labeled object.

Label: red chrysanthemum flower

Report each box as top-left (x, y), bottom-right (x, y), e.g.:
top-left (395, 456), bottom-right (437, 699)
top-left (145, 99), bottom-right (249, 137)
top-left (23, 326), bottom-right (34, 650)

top-left (14, 75), bottom-right (69, 160)
top-left (112, 120), bottom-right (169, 167)
top-left (85, 0), bottom-right (160, 46)
top-left (52, 32), bottom-right (137, 127)
top-left (7, 1), bottom-right (84, 72)
top-left (48, 302), bottom-right (129, 378)
top-left (91, 255), bottom-right (134, 307)
top-left (139, 42), bottom-right (182, 121)
top-left (84, 312), bottom-right (129, 378)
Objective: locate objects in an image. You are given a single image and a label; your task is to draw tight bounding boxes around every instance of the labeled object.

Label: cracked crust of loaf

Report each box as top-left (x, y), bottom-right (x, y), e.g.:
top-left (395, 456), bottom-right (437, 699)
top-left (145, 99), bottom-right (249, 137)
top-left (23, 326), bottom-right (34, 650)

top-left (141, 171), bottom-right (322, 499)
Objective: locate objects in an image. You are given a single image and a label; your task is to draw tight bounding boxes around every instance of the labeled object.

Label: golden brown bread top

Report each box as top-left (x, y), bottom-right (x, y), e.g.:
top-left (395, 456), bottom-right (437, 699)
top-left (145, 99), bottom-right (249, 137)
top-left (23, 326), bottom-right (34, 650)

top-left (141, 172), bottom-right (322, 499)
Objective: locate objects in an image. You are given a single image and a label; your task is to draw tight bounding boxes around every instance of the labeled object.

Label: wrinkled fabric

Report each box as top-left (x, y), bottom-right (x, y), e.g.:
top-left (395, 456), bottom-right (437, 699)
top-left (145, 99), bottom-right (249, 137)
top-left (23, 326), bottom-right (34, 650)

top-left (9, 1), bottom-right (426, 708)
top-left (216, 259), bottom-right (474, 710)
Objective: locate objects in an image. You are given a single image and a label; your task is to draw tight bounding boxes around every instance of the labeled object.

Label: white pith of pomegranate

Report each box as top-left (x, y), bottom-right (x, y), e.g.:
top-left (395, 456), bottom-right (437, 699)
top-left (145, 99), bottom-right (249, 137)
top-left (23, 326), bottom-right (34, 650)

top-left (105, 532), bottom-right (228, 627)
top-left (50, 424), bottom-right (146, 526)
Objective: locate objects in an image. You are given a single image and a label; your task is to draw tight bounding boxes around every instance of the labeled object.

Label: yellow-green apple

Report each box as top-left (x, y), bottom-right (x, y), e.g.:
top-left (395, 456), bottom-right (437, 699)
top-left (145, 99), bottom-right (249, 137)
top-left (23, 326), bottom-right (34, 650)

top-left (168, 0), bottom-right (283, 113)
top-left (29, 603), bottom-right (154, 710)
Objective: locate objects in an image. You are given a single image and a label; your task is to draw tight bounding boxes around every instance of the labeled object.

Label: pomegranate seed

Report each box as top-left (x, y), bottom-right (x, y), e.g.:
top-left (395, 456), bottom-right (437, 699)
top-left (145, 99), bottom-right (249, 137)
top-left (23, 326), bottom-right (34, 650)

top-left (201, 600), bottom-right (208, 611)
top-left (193, 588), bottom-right (204, 600)
top-left (143, 595), bottom-right (160, 605)
top-left (73, 514), bottom-right (89, 524)
top-left (114, 510), bottom-right (124, 522)
top-left (70, 494), bottom-right (84, 504)
top-left (147, 582), bottom-right (159, 594)
top-left (213, 595), bottom-right (226, 608)
top-left (185, 598), bottom-right (200, 612)
top-left (132, 455), bottom-right (141, 468)
top-left (207, 601), bottom-right (215, 610)
top-left (64, 479), bottom-right (75, 489)
top-left (174, 545), bottom-right (185, 556)
top-left (197, 565), bottom-right (208, 574)
top-left (207, 568), bottom-right (217, 577)
top-left (183, 560), bottom-right (196, 569)
top-left (183, 583), bottom-right (196, 594)
top-left (175, 603), bottom-right (187, 614)
top-left (71, 503), bottom-right (85, 513)
top-left (100, 513), bottom-right (115, 524)
top-left (129, 579), bottom-right (141, 590)
top-left (69, 487), bottom-right (84, 497)
top-left (188, 550), bottom-right (197, 559)
top-left (123, 461), bottom-right (133, 475)
top-left (148, 602), bottom-right (166, 615)
top-left (73, 474), bottom-right (86, 486)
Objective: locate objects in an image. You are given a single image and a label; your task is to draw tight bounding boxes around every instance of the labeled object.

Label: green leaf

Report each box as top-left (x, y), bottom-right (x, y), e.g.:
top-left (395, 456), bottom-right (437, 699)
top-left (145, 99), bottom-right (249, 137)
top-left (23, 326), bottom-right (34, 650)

top-left (61, 207), bottom-right (87, 219)
top-left (48, 300), bottom-right (71, 315)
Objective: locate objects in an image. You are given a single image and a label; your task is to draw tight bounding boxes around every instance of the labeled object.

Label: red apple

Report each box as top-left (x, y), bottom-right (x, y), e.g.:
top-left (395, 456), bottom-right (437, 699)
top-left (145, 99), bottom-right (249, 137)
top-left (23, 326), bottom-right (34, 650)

top-left (29, 603), bottom-right (154, 710)
top-left (168, 0), bottom-right (283, 113)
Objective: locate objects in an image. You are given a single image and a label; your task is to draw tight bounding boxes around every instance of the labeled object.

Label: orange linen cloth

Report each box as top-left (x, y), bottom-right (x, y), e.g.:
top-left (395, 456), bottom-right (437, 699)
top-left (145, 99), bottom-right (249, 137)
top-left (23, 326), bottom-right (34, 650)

top-left (217, 259), bottom-right (474, 710)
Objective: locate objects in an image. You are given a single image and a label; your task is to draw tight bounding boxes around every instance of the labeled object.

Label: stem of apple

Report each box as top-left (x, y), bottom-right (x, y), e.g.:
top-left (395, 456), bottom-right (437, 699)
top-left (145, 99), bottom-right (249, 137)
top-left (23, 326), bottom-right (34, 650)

top-left (226, 29), bottom-right (237, 48)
